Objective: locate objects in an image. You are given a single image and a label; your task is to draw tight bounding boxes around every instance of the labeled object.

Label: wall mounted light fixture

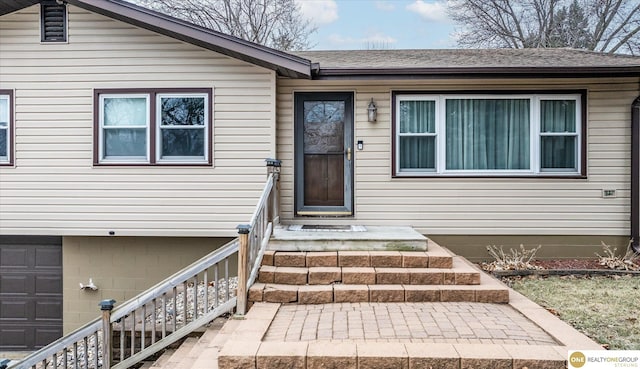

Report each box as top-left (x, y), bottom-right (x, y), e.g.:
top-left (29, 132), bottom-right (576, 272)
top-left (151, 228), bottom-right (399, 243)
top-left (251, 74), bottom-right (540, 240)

top-left (367, 98), bottom-right (377, 122)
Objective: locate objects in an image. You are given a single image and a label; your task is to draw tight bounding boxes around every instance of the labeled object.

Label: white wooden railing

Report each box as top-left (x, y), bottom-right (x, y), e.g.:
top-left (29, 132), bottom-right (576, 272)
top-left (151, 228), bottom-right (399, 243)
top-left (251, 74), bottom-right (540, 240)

top-left (8, 159), bottom-right (281, 369)
top-left (236, 158), bottom-right (280, 315)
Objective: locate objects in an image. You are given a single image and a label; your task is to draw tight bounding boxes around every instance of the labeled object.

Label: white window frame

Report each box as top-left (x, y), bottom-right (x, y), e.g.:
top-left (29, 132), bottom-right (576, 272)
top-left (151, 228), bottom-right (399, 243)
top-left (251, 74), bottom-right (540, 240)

top-left (98, 94), bottom-right (151, 163)
top-left (395, 93), bottom-right (582, 176)
top-left (396, 95), bottom-right (438, 173)
top-left (0, 93), bottom-right (10, 164)
top-left (537, 95), bottom-right (582, 173)
top-left (156, 93), bottom-right (209, 164)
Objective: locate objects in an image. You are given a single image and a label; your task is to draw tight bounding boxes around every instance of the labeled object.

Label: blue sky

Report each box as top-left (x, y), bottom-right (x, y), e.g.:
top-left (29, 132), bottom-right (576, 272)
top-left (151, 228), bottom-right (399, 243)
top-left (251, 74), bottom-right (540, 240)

top-left (297, 0), bottom-right (457, 50)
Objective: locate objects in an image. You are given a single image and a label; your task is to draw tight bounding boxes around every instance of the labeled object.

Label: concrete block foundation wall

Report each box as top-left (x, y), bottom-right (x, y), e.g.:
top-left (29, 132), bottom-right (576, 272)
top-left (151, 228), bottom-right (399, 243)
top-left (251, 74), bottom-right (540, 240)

top-left (431, 235), bottom-right (631, 262)
top-left (62, 236), bottom-right (234, 333)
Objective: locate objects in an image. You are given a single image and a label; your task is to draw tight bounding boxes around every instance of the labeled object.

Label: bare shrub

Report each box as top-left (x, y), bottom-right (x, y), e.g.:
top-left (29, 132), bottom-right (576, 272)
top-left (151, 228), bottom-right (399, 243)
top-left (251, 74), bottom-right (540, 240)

top-left (481, 244), bottom-right (543, 271)
top-left (596, 240), bottom-right (640, 271)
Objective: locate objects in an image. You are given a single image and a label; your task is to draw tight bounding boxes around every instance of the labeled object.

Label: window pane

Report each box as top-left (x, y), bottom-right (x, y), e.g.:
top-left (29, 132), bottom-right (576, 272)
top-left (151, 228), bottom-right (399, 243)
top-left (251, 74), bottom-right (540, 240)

top-left (541, 100), bottom-right (576, 132)
top-left (103, 97), bottom-right (147, 126)
top-left (541, 136), bottom-right (576, 170)
top-left (445, 99), bottom-right (530, 170)
top-left (161, 97), bottom-right (205, 126)
top-left (0, 98), bottom-right (8, 125)
top-left (161, 128), bottom-right (205, 157)
top-left (0, 128), bottom-right (6, 157)
top-left (399, 100), bottom-right (435, 133)
top-left (104, 128), bottom-right (146, 157)
top-left (303, 101), bottom-right (345, 153)
top-left (399, 136), bottom-right (435, 170)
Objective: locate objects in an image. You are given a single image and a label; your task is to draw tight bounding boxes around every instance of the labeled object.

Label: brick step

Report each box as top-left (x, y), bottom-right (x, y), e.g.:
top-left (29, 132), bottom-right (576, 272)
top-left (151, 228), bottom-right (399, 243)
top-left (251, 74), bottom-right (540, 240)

top-left (258, 265), bottom-right (480, 286)
top-left (249, 283), bottom-right (508, 304)
top-left (145, 318), bottom-right (227, 369)
top-left (262, 247), bottom-right (453, 269)
top-left (221, 342), bottom-right (566, 369)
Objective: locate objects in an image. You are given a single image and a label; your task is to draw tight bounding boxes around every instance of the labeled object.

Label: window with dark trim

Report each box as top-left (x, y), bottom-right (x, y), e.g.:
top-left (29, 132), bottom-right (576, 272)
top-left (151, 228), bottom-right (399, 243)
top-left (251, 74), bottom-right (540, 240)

top-left (0, 90), bottom-right (13, 166)
top-left (94, 89), bottom-right (213, 165)
top-left (392, 91), bottom-right (586, 177)
top-left (41, 1), bottom-right (67, 43)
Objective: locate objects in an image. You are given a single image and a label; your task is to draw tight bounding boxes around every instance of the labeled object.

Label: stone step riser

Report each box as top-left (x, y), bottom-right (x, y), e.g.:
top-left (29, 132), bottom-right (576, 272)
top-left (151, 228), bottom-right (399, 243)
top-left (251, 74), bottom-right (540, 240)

top-left (249, 284), bottom-right (509, 305)
top-left (258, 266), bottom-right (481, 286)
top-left (263, 251), bottom-right (453, 269)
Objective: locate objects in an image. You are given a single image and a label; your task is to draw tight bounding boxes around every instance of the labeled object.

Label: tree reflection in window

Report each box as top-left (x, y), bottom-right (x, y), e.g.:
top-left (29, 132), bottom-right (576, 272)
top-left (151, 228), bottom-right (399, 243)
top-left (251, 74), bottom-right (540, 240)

top-left (160, 97), bottom-right (206, 158)
top-left (303, 101), bottom-right (344, 154)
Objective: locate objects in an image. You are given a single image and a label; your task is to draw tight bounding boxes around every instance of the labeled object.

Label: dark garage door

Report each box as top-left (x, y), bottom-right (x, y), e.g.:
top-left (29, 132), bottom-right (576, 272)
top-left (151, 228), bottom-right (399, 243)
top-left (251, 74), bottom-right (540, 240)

top-left (0, 236), bottom-right (62, 350)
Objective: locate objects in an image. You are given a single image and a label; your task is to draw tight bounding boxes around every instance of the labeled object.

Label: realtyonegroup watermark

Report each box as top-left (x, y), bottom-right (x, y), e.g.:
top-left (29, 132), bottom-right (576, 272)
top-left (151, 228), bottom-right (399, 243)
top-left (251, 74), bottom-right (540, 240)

top-left (569, 351), bottom-right (640, 369)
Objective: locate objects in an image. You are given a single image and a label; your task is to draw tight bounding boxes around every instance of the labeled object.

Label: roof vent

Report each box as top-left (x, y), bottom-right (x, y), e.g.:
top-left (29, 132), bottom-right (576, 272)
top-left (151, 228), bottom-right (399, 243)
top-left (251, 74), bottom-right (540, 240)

top-left (41, 1), bottom-right (67, 42)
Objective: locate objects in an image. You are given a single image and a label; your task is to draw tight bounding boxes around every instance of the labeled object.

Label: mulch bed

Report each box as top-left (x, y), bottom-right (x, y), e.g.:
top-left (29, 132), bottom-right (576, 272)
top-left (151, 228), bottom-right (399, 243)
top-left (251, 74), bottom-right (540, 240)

top-left (531, 259), bottom-right (608, 270)
top-left (485, 258), bottom-right (640, 277)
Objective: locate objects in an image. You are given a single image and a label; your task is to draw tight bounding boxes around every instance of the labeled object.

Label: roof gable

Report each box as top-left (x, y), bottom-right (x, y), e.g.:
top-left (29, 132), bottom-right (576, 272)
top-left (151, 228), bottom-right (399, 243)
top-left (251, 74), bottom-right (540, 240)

top-left (0, 0), bottom-right (312, 79)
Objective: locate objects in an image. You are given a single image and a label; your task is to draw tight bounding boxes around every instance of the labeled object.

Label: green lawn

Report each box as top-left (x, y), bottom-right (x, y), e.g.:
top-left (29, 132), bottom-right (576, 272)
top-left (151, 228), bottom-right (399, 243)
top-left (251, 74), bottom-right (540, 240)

top-left (508, 275), bottom-right (640, 350)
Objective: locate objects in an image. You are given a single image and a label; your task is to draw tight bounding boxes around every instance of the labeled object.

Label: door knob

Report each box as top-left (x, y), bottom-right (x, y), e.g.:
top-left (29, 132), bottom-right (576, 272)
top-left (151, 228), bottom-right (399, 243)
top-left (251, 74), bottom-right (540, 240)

top-left (346, 147), bottom-right (352, 161)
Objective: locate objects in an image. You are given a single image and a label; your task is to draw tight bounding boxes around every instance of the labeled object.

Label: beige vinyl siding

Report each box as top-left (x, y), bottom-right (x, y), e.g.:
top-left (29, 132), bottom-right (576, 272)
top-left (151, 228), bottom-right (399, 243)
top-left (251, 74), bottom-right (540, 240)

top-left (0, 6), bottom-right (276, 236)
top-left (277, 78), bottom-right (639, 236)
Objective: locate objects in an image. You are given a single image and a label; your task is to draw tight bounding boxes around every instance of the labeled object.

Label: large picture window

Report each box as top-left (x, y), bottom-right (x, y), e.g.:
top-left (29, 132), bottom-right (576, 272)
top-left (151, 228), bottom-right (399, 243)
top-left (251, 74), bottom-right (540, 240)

top-left (0, 91), bottom-right (13, 166)
top-left (394, 92), bottom-right (583, 176)
top-left (95, 89), bottom-right (212, 165)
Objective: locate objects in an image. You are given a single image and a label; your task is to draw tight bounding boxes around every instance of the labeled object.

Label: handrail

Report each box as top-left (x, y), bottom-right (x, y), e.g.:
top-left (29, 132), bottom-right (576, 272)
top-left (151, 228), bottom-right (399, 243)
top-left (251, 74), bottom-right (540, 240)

top-left (10, 158), bottom-right (281, 369)
top-left (236, 159), bottom-right (280, 315)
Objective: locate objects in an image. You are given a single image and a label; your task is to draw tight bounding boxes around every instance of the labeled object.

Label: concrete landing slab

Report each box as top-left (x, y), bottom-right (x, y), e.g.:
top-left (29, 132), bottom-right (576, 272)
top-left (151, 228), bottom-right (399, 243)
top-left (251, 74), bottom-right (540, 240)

top-left (268, 225), bottom-right (428, 251)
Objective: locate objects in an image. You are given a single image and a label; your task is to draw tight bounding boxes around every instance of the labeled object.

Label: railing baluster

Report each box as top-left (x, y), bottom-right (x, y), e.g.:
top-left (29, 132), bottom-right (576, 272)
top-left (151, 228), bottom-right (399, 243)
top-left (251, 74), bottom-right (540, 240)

top-left (119, 318), bottom-right (125, 363)
top-left (141, 305), bottom-right (146, 351)
top-left (182, 281), bottom-right (188, 325)
top-left (193, 274), bottom-right (199, 319)
top-left (162, 294), bottom-right (167, 339)
top-left (73, 342), bottom-right (78, 368)
top-left (172, 287), bottom-right (177, 332)
top-left (151, 299), bottom-right (157, 345)
top-left (93, 331), bottom-right (99, 369)
top-left (225, 258), bottom-right (230, 302)
top-left (83, 336), bottom-right (89, 368)
top-left (130, 310), bottom-right (136, 358)
top-left (203, 269), bottom-right (209, 313)
top-left (214, 264), bottom-right (219, 307)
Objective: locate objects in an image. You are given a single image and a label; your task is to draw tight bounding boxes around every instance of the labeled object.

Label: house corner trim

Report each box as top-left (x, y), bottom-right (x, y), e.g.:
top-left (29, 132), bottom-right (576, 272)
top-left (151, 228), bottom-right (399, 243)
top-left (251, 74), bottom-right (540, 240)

top-left (632, 96), bottom-right (640, 252)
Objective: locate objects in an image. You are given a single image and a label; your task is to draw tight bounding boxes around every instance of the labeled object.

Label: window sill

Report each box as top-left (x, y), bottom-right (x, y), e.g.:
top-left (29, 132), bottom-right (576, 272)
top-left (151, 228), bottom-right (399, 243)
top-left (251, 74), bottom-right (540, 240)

top-left (94, 162), bottom-right (212, 167)
top-left (392, 174), bottom-right (587, 179)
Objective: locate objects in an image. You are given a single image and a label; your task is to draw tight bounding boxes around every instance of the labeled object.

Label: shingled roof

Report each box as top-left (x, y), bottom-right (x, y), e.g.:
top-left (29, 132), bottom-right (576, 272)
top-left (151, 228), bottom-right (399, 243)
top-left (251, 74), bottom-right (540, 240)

top-left (295, 48), bottom-right (640, 79)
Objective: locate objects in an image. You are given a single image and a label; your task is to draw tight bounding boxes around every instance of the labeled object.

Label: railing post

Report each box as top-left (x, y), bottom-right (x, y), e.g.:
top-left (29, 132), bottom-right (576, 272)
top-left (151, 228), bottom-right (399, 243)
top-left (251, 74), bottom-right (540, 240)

top-left (99, 299), bottom-right (116, 369)
top-left (265, 158), bottom-right (281, 225)
top-left (236, 224), bottom-right (251, 317)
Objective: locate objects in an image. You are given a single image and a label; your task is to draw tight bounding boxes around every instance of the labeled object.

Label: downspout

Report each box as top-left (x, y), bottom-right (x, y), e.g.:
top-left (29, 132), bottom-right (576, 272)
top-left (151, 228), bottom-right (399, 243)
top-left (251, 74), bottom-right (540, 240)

top-left (632, 96), bottom-right (640, 253)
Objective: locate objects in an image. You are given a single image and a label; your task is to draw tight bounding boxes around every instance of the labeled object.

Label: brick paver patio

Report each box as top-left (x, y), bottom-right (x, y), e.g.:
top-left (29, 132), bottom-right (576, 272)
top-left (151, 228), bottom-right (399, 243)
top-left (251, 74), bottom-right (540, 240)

top-left (263, 302), bottom-right (558, 345)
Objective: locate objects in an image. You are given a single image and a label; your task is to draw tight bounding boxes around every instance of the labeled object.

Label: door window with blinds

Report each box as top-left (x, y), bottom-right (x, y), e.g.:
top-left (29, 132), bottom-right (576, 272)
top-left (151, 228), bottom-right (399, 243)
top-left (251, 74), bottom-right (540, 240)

top-left (394, 93), bottom-right (583, 176)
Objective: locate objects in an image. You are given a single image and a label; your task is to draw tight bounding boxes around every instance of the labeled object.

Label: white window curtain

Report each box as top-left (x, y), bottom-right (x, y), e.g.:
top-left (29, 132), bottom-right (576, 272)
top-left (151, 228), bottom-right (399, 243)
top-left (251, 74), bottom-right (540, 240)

top-left (398, 100), bottom-right (436, 170)
top-left (540, 100), bottom-right (577, 170)
top-left (445, 99), bottom-right (530, 170)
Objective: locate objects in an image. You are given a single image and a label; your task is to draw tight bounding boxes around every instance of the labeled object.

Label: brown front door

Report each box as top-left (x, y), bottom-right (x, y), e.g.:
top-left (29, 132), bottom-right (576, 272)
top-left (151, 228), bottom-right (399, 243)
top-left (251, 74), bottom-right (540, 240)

top-left (295, 92), bottom-right (353, 216)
